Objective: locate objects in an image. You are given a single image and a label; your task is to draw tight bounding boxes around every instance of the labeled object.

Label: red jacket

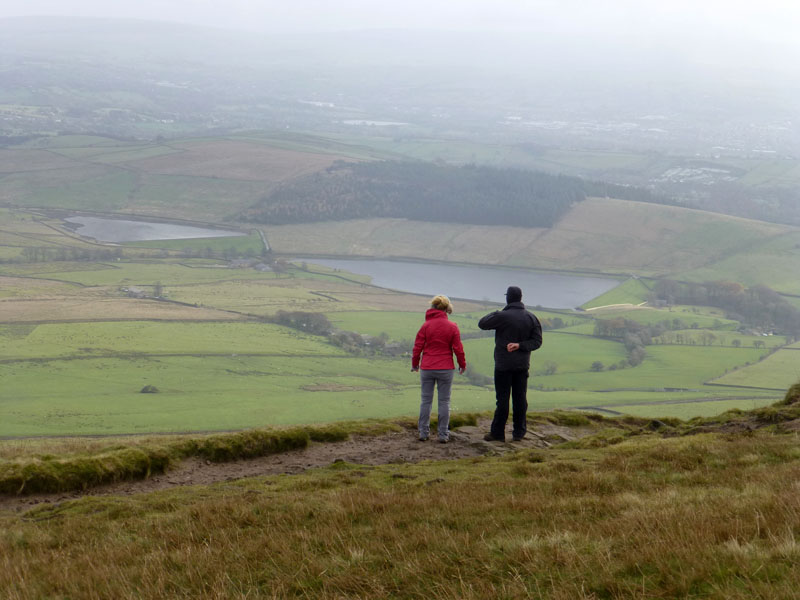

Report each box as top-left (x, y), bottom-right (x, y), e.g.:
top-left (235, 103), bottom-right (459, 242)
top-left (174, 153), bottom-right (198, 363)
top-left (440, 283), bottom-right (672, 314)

top-left (412, 308), bottom-right (466, 370)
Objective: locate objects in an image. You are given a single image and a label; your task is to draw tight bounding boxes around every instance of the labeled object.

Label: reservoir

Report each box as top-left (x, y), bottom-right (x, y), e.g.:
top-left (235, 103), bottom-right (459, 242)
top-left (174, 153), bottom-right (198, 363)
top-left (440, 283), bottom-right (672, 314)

top-left (65, 216), bottom-right (245, 242)
top-left (306, 258), bottom-right (620, 308)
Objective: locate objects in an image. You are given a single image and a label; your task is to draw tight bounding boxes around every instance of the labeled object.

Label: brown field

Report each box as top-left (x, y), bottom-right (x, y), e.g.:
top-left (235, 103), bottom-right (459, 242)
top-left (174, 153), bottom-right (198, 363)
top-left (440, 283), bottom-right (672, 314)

top-left (0, 276), bottom-right (80, 299)
top-left (262, 219), bottom-right (548, 265)
top-left (0, 149), bottom-right (83, 173)
top-left (166, 277), bottom-right (489, 316)
top-left (0, 220), bottom-right (103, 250)
top-left (0, 296), bottom-right (242, 323)
top-left (518, 198), bottom-right (790, 274)
top-left (0, 162), bottom-right (116, 187)
top-left (126, 140), bottom-right (352, 182)
top-left (263, 199), bottom-right (793, 276)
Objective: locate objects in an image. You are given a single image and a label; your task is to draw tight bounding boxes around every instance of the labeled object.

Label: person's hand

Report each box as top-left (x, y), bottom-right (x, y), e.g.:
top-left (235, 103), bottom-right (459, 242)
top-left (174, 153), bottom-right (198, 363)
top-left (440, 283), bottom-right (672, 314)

top-left (458, 367), bottom-right (466, 375)
top-left (411, 366), bottom-right (419, 372)
top-left (507, 342), bottom-right (520, 353)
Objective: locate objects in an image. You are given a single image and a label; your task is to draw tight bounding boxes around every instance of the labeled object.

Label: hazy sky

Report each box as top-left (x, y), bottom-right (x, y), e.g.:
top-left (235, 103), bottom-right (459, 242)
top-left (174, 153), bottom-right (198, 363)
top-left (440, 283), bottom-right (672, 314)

top-left (1, 0), bottom-right (799, 47)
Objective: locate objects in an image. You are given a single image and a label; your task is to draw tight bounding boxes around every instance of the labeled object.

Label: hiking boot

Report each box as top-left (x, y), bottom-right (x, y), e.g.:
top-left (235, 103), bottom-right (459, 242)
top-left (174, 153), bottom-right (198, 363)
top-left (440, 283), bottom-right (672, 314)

top-left (483, 433), bottom-right (503, 442)
top-left (418, 436), bottom-right (429, 442)
top-left (438, 438), bottom-right (448, 444)
top-left (512, 436), bottom-right (524, 442)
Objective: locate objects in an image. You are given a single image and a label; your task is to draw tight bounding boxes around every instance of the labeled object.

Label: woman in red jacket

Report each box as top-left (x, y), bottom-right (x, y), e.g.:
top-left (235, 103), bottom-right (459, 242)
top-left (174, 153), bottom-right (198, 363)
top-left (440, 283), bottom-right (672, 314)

top-left (411, 295), bottom-right (466, 443)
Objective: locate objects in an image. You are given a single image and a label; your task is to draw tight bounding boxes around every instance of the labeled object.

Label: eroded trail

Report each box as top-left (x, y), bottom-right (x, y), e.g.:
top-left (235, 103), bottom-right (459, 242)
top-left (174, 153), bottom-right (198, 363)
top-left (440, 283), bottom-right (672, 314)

top-left (0, 421), bottom-right (579, 513)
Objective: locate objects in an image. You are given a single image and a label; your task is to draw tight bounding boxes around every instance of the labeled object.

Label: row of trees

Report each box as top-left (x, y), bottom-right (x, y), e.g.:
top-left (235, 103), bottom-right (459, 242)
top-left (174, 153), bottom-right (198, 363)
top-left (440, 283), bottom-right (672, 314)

top-left (8, 244), bottom-right (268, 265)
top-left (593, 318), bottom-right (659, 367)
top-left (269, 311), bottom-right (403, 356)
top-left (583, 179), bottom-right (673, 206)
top-left (8, 246), bottom-right (124, 264)
top-left (243, 161), bottom-right (586, 228)
top-left (268, 310), bottom-right (493, 387)
top-left (651, 280), bottom-right (800, 336)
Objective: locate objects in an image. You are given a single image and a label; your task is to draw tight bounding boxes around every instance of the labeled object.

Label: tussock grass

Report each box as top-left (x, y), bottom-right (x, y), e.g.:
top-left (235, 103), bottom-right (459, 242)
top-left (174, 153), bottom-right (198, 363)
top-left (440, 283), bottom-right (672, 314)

top-left (4, 387), bottom-right (800, 497)
top-left (392, 412), bottom-right (480, 431)
top-left (777, 381), bottom-right (800, 406)
top-left (4, 431), bottom-right (800, 598)
top-left (0, 419), bottom-right (406, 495)
top-left (0, 446), bottom-right (172, 495)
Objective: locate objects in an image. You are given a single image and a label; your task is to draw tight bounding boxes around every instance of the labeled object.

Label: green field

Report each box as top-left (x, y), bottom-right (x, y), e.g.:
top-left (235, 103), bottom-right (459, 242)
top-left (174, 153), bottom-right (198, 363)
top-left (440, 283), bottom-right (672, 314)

top-left (125, 231), bottom-right (264, 255)
top-left (581, 277), bottom-right (653, 308)
top-left (709, 348), bottom-right (800, 391)
top-left (0, 352), bottom-right (495, 436)
top-left (3, 260), bottom-right (278, 286)
top-left (599, 397), bottom-right (777, 419)
top-left (0, 321), bottom-right (342, 360)
top-left (737, 159), bottom-right (800, 187)
top-left (1, 140), bottom-right (800, 437)
top-left (541, 344), bottom-right (767, 390)
top-left (678, 231), bottom-right (800, 295)
top-left (328, 309), bottom-right (582, 342)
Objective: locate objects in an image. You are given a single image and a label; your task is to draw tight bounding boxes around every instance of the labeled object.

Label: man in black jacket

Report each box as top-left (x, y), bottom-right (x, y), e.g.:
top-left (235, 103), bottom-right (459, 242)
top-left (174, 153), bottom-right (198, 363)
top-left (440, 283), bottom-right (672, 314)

top-left (478, 286), bottom-right (543, 442)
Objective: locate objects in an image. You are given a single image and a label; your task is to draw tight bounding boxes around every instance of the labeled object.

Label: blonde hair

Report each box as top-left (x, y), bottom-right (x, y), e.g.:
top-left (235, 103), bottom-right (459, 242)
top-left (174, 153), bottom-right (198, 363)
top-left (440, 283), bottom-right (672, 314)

top-left (430, 295), bottom-right (453, 314)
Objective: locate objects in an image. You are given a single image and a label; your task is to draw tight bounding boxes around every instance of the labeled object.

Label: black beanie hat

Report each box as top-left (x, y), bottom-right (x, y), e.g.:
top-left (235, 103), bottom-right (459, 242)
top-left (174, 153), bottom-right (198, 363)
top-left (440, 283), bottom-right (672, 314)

top-left (505, 286), bottom-right (522, 303)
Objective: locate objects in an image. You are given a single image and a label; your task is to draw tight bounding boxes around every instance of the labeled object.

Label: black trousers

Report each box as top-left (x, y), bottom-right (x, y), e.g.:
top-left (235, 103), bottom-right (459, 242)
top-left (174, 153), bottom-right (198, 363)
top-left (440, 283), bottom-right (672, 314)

top-left (490, 369), bottom-right (529, 440)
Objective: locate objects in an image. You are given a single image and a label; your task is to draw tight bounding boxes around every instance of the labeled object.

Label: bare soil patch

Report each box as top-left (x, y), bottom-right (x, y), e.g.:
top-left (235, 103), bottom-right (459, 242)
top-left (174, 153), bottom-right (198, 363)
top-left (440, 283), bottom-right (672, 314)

top-left (0, 420), bottom-right (583, 513)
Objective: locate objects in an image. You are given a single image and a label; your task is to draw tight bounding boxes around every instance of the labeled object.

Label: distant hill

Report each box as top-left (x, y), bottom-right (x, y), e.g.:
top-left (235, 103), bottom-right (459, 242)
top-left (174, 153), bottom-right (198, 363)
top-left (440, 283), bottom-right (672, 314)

top-left (0, 133), bottom-right (371, 222)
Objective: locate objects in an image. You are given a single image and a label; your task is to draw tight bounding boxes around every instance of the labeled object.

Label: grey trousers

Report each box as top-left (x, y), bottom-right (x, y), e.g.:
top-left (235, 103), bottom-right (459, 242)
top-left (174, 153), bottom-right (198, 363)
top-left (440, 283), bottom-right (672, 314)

top-left (418, 369), bottom-right (454, 440)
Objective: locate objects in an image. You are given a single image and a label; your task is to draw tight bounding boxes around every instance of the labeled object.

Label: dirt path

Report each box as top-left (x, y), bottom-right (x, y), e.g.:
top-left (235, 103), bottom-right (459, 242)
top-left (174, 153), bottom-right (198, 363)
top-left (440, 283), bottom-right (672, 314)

top-left (0, 421), bottom-right (580, 513)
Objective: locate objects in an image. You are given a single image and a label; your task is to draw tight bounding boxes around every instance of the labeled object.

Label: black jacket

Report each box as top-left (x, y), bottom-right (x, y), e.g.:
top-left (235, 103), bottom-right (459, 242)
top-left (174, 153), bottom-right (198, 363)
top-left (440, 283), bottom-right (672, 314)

top-left (478, 302), bottom-right (543, 371)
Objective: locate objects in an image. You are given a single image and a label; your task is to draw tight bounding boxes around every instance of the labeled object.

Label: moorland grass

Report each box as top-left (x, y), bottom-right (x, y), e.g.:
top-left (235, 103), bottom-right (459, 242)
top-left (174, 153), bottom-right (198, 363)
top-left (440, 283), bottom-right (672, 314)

top-left (4, 426), bottom-right (800, 598)
top-left (0, 415), bottom-right (478, 496)
top-left (0, 419), bottom-right (413, 495)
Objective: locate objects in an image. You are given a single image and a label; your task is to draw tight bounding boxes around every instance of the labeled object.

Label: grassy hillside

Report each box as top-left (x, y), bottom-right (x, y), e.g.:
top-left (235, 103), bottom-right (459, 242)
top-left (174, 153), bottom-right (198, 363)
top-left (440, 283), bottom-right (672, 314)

top-left (4, 400), bottom-right (800, 598)
top-left (2, 203), bottom-right (794, 436)
top-left (263, 198), bottom-right (798, 294)
top-left (0, 134), bottom-right (374, 221)
top-left (3, 133), bottom-right (799, 293)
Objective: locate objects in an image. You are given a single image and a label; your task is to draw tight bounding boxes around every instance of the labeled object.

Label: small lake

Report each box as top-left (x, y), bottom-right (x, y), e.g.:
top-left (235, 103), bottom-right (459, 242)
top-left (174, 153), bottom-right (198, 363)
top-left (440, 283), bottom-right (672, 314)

top-left (306, 258), bottom-right (620, 308)
top-left (65, 216), bottom-right (246, 243)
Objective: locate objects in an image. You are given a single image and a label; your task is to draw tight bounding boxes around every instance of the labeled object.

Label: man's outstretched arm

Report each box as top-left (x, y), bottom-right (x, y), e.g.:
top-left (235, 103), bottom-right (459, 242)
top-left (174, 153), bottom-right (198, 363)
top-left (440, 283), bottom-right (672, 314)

top-left (478, 311), bottom-right (501, 330)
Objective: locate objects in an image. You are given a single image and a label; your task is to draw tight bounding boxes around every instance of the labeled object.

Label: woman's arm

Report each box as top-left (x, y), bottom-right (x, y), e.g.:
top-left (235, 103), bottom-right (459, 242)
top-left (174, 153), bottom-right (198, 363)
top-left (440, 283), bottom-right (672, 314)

top-left (411, 324), bottom-right (426, 370)
top-left (452, 325), bottom-right (466, 372)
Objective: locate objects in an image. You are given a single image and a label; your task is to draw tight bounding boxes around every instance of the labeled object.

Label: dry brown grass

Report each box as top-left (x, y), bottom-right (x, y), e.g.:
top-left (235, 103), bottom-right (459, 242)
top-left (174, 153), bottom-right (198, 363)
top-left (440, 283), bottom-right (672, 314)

top-left (166, 276), bottom-right (488, 315)
top-left (0, 296), bottom-right (241, 322)
top-left (0, 434), bottom-right (192, 461)
top-left (261, 199), bottom-right (791, 276)
top-left (0, 149), bottom-right (84, 173)
top-left (0, 276), bottom-right (78, 299)
top-left (2, 431), bottom-right (800, 598)
top-left (128, 140), bottom-right (349, 182)
top-left (262, 218), bottom-right (548, 265)
top-left (518, 198), bottom-right (789, 274)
